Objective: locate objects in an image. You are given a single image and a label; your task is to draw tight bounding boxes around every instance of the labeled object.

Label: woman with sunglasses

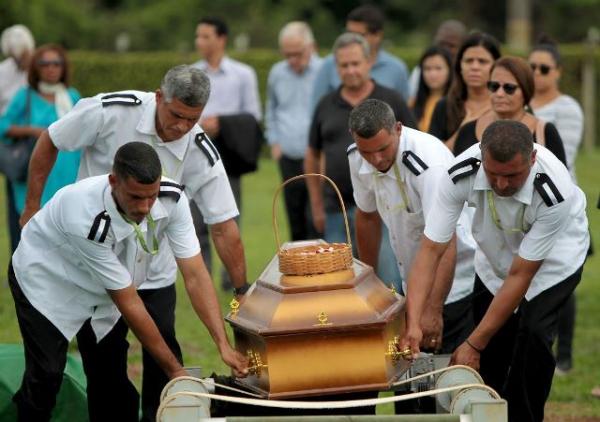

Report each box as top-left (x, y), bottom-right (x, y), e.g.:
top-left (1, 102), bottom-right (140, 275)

top-left (428, 32), bottom-right (500, 151)
top-left (0, 44), bottom-right (80, 232)
top-left (530, 37), bottom-right (585, 378)
top-left (410, 45), bottom-right (453, 132)
top-left (452, 56), bottom-right (566, 165)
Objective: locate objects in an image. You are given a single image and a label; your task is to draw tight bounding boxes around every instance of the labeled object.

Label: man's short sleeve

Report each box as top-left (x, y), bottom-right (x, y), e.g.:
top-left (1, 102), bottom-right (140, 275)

top-left (348, 154), bottom-right (377, 213)
top-left (166, 191), bottom-right (201, 259)
top-left (424, 170), bottom-right (468, 243)
top-left (49, 96), bottom-right (104, 151)
top-left (66, 234), bottom-right (132, 291)
top-left (519, 200), bottom-right (571, 261)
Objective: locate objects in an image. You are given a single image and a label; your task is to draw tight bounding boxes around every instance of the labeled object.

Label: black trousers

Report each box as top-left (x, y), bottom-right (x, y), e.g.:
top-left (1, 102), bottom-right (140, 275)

top-left (277, 156), bottom-right (319, 241)
top-left (9, 264), bottom-right (68, 422)
top-left (474, 266), bottom-right (583, 422)
top-left (555, 292), bottom-right (575, 367)
top-left (79, 284), bottom-right (182, 422)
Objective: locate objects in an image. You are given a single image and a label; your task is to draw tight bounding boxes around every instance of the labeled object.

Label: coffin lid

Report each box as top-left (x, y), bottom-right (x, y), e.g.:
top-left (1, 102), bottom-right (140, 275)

top-left (226, 245), bottom-right (404, 336)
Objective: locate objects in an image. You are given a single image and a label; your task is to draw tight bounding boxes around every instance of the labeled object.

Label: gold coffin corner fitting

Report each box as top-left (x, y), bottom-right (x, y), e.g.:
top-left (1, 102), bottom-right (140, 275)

top-left (247, 350), bottom-right (268, 376)
top-left (385, 336), bottom-right (412, 363)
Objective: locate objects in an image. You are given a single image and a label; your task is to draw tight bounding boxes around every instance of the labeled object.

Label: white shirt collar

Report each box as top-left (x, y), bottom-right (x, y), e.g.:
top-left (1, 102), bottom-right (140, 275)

top-left (103, 181), bottom-right (169, 242)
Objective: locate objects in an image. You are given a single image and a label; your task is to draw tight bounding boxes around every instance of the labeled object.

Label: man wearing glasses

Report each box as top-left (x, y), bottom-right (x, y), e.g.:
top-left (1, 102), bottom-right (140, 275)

top-left (401, 120), bottom-right (589, 422)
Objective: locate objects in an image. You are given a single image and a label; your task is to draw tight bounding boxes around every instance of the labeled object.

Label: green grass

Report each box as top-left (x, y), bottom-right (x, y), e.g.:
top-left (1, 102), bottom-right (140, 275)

top-left (0, 153), bottom-right (599, 418)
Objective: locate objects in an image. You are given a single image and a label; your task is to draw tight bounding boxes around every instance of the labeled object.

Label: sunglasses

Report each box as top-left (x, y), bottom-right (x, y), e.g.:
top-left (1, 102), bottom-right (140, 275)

top-left (38, 59), bottom-right (64, 67)
top-left (487, 81), bottom-right (519, 95)
top-left (530, 63), bottom-right (552, 75)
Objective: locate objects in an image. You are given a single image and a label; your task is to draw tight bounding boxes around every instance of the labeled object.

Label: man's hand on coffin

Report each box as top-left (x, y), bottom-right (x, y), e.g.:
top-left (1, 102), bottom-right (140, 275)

top-left (221, 344), bottom-right (249, 378)
top-left (399, 323), bottom-right (422, 360)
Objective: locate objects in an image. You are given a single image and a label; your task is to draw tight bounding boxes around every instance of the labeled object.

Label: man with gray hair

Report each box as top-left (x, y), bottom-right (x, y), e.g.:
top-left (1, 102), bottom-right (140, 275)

top-left (21, 64), bottom-right (250, 421)
top-left (0, 24), bottom-right (35, 253)
top-left (401, 120), bottom-right (589, 421)
top-left (265, 21), bottom-right (322, 240)
top-left (306, 33), bottom-right (415, 290)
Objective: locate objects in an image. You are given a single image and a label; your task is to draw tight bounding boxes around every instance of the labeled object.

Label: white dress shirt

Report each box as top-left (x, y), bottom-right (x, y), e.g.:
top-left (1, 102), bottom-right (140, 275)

top-left (348, 126), bottom-right (476, 303)
top-left (12, 175), bottom-right (200, 340)
top-left (425, 143), bottom-right (589, 300)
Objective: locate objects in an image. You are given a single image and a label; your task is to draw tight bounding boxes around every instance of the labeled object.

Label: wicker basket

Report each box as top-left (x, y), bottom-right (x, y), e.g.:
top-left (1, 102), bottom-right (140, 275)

top-left (273, 174), bottom-right (353, 275)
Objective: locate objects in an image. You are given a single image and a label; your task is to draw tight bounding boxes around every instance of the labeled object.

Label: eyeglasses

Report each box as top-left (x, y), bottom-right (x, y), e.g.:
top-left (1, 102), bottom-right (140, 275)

top-left (529, 63), bottom-right (552, 75)
top-left (38, 59), bottom-right (64, 67)
top-left (487, 81), bottom-right (519, 95)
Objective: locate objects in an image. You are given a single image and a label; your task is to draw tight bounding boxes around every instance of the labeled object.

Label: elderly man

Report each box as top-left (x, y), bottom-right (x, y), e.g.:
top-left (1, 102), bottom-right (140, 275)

top-left (0, 24), bottom-right (35, 252)
top-left (305, 32), bottom-right (415, 290)
top-left (265, 21), bottom-right (322, 241)
top-left (21, 65), bottom-right (249, 421)
top-left (311, 4), bottom-right (410, 110)
top-left (10, 142), bottom-right (246, 422)
top-left (402, 120), bottom-right (589, 422)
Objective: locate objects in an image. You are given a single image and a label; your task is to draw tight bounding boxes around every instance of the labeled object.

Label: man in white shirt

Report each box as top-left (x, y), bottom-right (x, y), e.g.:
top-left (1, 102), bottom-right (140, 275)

top-left (20, 65), bottom-right (249, 421)
top-left (193, 17), bottom-right (262, 289)
top-left (401, 120), bottom-right (589, 422)
top-left (348, 99), bottom-right (476, 356)
top-left (10, 142), bottom-right (247, 422)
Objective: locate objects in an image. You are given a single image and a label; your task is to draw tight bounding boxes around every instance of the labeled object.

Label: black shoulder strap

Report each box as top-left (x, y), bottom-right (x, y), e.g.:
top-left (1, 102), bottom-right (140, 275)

top-left (534, 173), bottom-right (564, 206)
top-left (87, 211), bottom-right (111, 243)
top-left (194, 133), bottom-right (220, 167)
top-left (401, 151), bottom-right (428, 176)
top-left (448, 157), bottom-right (481, 184)
top-left (346, 143), bottom-right (357, 155)
top-left (159, 181), bottom-right (184, 202)
top-left (101, 93), bottom-right (142, 108)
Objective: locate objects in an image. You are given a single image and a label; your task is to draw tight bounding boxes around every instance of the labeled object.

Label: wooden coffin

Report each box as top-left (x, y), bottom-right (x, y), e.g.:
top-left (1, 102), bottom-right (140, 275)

top-left (225, 249), bottom-right (409, 399)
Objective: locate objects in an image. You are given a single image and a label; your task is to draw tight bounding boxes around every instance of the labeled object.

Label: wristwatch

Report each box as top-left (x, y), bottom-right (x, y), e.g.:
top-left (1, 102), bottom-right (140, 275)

top-left (234, 282), bottom-right (250, 296)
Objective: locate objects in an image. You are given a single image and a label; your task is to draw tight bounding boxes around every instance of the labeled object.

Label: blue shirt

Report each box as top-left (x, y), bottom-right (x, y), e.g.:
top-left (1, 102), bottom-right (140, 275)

top-left (265, 55), bottom-right (322, 159)
top-left (0, 86), bottom-right (81, 213)
top-left (311, 49), bottom-right (410, 112)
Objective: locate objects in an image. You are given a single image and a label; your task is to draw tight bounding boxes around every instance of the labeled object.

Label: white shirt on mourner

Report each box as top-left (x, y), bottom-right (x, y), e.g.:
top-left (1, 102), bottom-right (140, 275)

top-left (12, 175), bottom-right (200, 340)
top-left (425, 143), bottom-right (589, 300)
top-left (348, 126), bottom-right (477, 304)
top-left (47, 90), bottom-right (237, 290)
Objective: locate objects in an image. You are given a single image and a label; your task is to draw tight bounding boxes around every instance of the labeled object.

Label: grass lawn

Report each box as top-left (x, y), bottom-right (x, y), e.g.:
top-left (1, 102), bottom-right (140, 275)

top-left (0, 151), bottom-right (599, 419)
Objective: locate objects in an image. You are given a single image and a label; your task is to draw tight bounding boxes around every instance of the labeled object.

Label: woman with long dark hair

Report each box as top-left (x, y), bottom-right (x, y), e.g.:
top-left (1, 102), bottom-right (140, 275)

top-left (429, 32), bottom-right (500, 150)
top-left (410, 45), bottom-right (452, 132)
top-left (452, 56), bottom-right (566, 164)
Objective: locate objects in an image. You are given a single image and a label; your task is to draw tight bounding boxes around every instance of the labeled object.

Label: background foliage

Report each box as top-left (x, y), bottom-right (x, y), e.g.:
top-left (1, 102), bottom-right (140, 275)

top-left (1, 0), bottom-right (600, 51)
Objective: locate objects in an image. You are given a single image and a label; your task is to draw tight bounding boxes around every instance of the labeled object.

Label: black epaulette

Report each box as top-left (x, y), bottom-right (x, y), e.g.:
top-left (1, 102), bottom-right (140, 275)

top-left (448, 157), bottom-right (481, 184)
top-left (100, 93), bottom-right (142, 107)
top-left (402, 151), bottom-right (428, 176)
top-left (534, 173), bottom-right (564, 207)
top-left (159, 181), bottom-right (184, 202)
top-left (346, 143), bottom-right (357, 155)
top-left (194, 133), bottom-right (220, 166)
top-left (88, 211), bottom-right (111, 243)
